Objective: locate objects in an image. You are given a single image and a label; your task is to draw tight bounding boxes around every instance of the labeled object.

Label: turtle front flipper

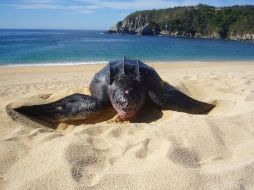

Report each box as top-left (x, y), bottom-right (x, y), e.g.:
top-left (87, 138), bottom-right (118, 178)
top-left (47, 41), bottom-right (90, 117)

top-left (14, 93), bottom-right (109, 123)
top-left (148, 84), bottom-right (215, 114)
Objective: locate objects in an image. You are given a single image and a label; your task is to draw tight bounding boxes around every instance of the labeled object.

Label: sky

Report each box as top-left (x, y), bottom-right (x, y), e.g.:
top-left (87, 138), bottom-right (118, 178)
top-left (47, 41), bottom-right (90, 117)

top-left (0, 0), bottom-right (253, 30)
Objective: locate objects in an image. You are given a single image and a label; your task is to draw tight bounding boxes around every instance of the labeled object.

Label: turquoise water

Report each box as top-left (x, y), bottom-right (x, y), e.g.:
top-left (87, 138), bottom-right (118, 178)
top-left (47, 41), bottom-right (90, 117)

top-left (0, 29), bottom-right (254, 66)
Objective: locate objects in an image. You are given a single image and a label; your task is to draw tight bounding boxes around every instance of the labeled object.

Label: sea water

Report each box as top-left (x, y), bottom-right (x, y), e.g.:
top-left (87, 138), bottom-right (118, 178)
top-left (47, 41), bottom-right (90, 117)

top-left (1, 29), bottom-right (254, 66)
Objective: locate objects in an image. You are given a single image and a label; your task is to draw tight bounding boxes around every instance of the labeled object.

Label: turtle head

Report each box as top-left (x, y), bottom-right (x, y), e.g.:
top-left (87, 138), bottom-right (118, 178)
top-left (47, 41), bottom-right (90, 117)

top-left (108, 74), bottom-right (146, 119)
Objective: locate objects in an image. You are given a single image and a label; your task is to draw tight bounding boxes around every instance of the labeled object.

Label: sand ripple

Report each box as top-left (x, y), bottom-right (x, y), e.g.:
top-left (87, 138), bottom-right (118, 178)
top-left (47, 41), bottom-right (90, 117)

top-left (1, 63), bottom-right (254, 190)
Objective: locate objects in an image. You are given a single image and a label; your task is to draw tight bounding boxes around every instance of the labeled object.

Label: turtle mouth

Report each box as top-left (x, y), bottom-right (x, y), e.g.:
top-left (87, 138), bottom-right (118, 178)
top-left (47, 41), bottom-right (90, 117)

top-left (117, 111), bottom-right (136, 119)
top-left (109, 90), bottom-right (145, 119)
top-left (111, 103), bottom-right (137, 119)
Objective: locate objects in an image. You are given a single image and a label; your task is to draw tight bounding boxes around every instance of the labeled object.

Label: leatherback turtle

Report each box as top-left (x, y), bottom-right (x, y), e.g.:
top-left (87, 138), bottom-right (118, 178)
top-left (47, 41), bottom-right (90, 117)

top-left (13, 57), bottom-right (214, 123)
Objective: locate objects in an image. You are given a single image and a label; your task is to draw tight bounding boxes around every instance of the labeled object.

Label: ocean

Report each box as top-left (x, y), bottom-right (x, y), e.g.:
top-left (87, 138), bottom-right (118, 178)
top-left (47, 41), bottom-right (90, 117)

top-left (0, 29), bottom-right (254, 66)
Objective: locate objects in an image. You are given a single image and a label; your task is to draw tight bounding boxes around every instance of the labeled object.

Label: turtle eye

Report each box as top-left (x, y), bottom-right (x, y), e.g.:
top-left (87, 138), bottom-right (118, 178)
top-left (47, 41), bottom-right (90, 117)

top-left (117, 75), bottom-right (136, 87)
top-left (118, 78), bottom-right (125, 85)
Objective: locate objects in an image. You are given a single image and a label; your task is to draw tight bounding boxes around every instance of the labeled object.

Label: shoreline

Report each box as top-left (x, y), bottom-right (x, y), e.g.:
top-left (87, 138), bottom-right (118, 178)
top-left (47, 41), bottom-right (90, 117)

top-left (0, 60), bottom-right (254, 68)
top-left (107, 32), bottom-right (254, 42)
top-left (1, 61), bottom-right (254, 76)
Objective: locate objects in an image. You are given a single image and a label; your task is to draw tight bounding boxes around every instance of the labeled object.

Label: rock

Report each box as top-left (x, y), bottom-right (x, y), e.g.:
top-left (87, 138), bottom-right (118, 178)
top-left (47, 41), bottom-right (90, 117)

top-left (139, 24), bottom-right (153, 35)
top-left (106, 6), bottom-right (254, 42)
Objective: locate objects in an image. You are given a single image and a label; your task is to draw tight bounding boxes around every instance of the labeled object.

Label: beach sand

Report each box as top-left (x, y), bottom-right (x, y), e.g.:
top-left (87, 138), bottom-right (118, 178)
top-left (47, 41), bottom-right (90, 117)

top-left (0, 61), bottom-right (254, 190)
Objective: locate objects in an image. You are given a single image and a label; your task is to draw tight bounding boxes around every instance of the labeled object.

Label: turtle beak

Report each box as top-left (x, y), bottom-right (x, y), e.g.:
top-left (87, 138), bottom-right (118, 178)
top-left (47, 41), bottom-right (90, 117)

top-left (118, 111), bottom-right (135, 119)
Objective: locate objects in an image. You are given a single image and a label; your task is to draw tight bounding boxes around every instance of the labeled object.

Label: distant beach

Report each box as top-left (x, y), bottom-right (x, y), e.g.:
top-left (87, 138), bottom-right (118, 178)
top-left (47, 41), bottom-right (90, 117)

top-left (1, 29), bottom-right (254, 66)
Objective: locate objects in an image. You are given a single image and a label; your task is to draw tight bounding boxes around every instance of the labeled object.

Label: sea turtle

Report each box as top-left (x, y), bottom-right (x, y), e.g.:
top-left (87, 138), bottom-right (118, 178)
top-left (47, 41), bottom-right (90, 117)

top-left (13, 57), bottom-right (215, 123)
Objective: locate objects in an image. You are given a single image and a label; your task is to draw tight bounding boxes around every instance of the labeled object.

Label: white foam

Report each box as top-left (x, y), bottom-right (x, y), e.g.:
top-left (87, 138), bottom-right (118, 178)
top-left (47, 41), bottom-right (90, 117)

top-left (0, 61), bottom-right (108, 67)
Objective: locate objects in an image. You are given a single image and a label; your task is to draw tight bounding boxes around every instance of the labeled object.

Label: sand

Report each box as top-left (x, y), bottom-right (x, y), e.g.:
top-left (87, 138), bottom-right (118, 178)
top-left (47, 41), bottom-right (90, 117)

top-left (0, 61), bottom-right (254, 190)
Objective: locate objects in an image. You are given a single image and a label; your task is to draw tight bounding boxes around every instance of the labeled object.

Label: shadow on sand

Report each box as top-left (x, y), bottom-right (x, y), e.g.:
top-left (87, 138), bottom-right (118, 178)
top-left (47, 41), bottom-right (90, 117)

top-left (7, 101), bottom-right (164, 130)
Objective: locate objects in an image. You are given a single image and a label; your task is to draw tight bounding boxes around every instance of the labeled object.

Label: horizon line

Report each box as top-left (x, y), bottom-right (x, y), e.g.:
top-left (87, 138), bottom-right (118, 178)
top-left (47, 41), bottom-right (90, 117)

top-left (0, 28), bottom-right (108, 31)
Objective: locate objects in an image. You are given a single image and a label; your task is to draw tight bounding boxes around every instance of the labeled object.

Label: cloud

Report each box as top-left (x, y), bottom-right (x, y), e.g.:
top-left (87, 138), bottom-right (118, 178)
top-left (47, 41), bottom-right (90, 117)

top-left (77, 0), bottom-right (180, 10)
top-left (1, 0), bottom-right (253, 14)
top-left (0, 0), bottom-right (196, 14)
top-left (76, 0), bottom-right (249, 10)
top-left (0, 0), bottom-right (95, 14)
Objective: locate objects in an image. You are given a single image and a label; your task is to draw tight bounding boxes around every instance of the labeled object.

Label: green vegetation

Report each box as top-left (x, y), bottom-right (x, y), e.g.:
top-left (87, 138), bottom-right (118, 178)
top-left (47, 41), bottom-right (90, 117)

top-left (122, 4), bottom-right (254, 39)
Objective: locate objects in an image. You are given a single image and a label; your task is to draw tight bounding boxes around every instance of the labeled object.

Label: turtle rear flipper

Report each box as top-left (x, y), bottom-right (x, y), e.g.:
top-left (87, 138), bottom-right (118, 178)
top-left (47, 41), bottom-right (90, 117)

top-left (14, 93), bottom-right (108, 123)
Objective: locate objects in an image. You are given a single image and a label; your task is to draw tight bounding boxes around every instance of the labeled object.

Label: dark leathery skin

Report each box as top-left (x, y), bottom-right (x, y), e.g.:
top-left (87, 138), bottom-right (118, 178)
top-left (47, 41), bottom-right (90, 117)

top-left (12, 57), bottom-right (215, 123)
top-left (15, 94), bottom-right (106, 123)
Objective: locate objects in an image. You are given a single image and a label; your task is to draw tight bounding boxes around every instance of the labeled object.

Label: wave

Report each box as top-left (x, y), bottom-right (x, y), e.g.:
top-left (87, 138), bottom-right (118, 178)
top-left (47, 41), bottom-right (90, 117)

top-left (79, 39), bottom-right (129, 42)
top-left (0, 61), bottom-right (108, 67)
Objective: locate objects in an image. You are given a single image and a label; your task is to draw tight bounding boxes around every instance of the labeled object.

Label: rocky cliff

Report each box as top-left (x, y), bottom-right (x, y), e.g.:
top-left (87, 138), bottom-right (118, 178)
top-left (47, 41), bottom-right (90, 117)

top-left (107, 5), bottom-right (254, 41)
